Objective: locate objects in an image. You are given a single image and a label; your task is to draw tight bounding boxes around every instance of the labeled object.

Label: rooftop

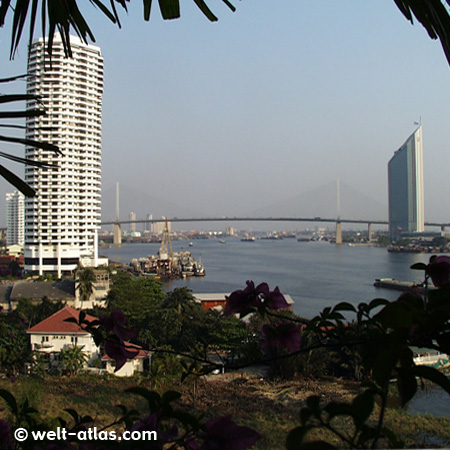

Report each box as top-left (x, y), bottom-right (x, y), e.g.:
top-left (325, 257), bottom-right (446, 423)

top-left (27, 306), bottom-right (97, 334)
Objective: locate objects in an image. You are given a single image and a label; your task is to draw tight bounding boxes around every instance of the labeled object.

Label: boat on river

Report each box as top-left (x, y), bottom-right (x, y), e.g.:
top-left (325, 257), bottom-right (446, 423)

top-left (373, 278), bottom-right (433, 292)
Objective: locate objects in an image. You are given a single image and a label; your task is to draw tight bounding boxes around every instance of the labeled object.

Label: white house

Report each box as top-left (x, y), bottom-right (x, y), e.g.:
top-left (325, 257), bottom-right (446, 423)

top-left (27, 306), bottom-right (150, 377)
top-left (27, 306), bottom-right (100, 366)
top-left (101, 342), bottom-right (150, 377)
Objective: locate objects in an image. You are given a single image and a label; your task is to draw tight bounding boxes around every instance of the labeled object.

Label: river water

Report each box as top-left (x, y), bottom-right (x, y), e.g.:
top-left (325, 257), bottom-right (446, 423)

top-left (100, 239), bottom-right (449, 418)
top-left (100, 238), bottom-right (430, 318)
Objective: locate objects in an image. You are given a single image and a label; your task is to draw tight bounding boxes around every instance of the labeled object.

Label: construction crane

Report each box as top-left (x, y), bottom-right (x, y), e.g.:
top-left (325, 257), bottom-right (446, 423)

top-left (157, 218), bottom-right (177, 277)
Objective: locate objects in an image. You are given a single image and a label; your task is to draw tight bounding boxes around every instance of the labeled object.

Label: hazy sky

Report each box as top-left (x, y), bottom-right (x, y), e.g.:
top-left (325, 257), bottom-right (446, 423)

top-left (1, 0), bottom-right (450, 227)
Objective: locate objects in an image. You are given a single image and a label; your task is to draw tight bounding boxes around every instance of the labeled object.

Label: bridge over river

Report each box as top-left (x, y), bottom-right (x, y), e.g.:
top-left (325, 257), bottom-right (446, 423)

top-left (100, 216), bottom-right (450, 246)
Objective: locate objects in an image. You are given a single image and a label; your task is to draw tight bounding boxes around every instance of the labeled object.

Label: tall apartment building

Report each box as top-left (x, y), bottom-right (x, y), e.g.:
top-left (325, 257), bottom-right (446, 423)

top-left (24, 36), bottom-right (104, 277)
top-left (388, 126), bottom-right (424, 241)
top-left (6, 191), bottom-right (25, 247)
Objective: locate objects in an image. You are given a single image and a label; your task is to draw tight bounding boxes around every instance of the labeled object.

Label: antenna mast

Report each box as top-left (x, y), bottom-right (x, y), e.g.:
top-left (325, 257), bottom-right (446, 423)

top-left (337, 178), bottom-right (341, 221)
top-left (116, 182), bottom-right (120, 221)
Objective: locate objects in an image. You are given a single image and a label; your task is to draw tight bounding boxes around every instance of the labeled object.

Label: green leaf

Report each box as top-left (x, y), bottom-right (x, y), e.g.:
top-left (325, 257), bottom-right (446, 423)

top-left (221, 0), bottom-right (236, 12)
top-left (413, 365), bottom-right (450, 396)
top-left (0, 134), bottom-right (61, 154)
top-left (192, 0), bottom-right (218, 21)
top-left (171, 410), bottom-right (201, 431)
top-left (162, 390), bottom-right (181, 404)
top-left (299, 407), bottom-right (312, 425)
top-left (64, 408), bottom-right (80, 423)
top-left (396, 367), bottom-right (417, 406)
top-left (89, 0), bottom-right (117, 24)
top-left (0, 389), bottom-right (18, 415)
top-left (332, 302), bottom-right (356, 313)
top-left (158, 0), bottom-right (180, 20)
top-left (306, 395), bottom-right (320, 411)
top-left (382, 426), bottom-right (405, 448)
top-left (411, 262), bottom-right (428, 271)
top-left (352, 390), bottom-right (375, 425)
top-left (126, 387), bottom-right (161, 411)
top-left (143, 0), bottom-right (152, 20)
top-left (367, 298), bottom-right (390, 311)
top-left (324, 401), bottom-right (354, 419)
top-left (286, 426), bottom-right (312, 450)
top-left (0, 151), bottom-right (58, 168)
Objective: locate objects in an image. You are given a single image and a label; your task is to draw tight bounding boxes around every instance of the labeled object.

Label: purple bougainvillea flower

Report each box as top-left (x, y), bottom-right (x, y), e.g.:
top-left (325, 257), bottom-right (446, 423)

top-left (130, 413), bottom-right (159, 433)
top-left (199, 415), bottom-right (260, 450)
top-left (261, 322), bottom-right (302, 353)
top-left (224, 281), bottom-right (290, 316)
top-left (265, 286), bottom-right (289, 310)
top-left (0, 420), bottom-right (12, 449)
top-left (224, 281), bottom-right (264, 316)
top-left (185, 436), bottom-right (201, 450)
top-left (426, 255), bottom-right (450, 288)
top-left (100, 310), bottom-right (138, 341)
top-left (104, 341), bottom-right (139, 372)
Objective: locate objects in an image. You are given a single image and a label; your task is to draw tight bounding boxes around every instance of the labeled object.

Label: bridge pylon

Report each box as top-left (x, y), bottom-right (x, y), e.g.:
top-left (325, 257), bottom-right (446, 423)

top-left (336, 221), bottom-right (342, 245)
top-left (113, 223), bottom-right (122, 246)
top-left (368, 223), bottom-right (373, 242)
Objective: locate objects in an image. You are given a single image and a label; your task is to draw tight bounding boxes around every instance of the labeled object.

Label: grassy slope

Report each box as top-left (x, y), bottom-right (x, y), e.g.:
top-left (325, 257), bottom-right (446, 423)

top-left (0, 374), bottom-right (449, 449)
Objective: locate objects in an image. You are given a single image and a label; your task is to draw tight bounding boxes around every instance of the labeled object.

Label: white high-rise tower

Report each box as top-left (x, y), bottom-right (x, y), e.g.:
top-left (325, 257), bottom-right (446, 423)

top-left (24, 36), bottom-right (104, 277)
top-left (6, 191), bottom-right (25, 247)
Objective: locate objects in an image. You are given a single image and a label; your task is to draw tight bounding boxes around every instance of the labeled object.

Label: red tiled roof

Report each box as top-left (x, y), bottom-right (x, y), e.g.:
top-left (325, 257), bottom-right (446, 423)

top-left (101, 343), bottom-right (149, 361)
top-left (27, 306), bottom-right (98, 334)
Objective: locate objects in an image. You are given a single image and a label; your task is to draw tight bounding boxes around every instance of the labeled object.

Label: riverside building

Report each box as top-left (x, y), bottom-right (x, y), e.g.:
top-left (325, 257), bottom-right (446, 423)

top-left (24, 36), bottom-right (104, 277)
top-left (388, 125), bottom-right (424, 241)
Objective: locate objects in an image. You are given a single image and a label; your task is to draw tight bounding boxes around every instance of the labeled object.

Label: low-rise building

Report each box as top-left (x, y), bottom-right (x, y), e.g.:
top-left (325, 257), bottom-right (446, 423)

top-left (27, 306), bottom-right (99, 367)
top-left (27, 306), bottom-right (149, 377)
top-left (74, 268), bottom-right (110, 309)
top-left (102, 343), bottom-right (150, 377)
top-left (193, 293), bottom-right (295, 311)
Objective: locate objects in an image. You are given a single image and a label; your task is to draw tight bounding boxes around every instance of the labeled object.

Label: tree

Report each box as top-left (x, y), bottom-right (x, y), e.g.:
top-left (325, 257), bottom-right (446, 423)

top-left (76, 267), bottom-right (96, 303)
top-left (59, 344), bottom-right (88, 376)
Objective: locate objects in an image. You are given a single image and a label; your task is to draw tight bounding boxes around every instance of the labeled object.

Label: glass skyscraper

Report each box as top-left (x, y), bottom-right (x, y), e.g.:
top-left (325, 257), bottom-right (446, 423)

top-left (388, 126), bottom-right (424, 241)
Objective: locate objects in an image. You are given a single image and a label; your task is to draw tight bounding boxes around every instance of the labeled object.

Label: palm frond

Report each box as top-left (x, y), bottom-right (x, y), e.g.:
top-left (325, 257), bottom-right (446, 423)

top-left (0, 94), bottom-right (40, 104)
top-left (0, 134), bottom-right (62, 154)
top-left (0, 164), bottom-right (36, 197)
top-left (394, 0), bottom-right (450, 66)
top-left (0, 109), bottom-right (46, 118)
top-left (3, 0), bottom-right (237, 58)
top-left (0, 74), bottom-right (28, 83)
top-left (0, 151), bottom-right (58, 168)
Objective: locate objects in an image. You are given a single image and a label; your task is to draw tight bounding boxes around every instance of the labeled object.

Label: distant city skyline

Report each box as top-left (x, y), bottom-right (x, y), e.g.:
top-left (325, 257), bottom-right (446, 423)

top-left (1, 2), bottom-right (450, 227)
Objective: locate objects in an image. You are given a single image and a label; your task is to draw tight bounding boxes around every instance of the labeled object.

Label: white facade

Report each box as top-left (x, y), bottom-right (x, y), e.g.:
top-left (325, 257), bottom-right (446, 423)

top-left (6, 191), bottom-right (25, 246)
top-left (29, 331), bottom-right (99, 361)
top-left (24, 36), bottom-right (104, 277)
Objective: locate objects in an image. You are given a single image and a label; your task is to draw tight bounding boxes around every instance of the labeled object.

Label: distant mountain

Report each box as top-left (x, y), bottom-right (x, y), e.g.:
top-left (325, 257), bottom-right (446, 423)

top-left (101, 184), bottom-right (204, 223)
top-left (249, 181), bottom-right (387, 222)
